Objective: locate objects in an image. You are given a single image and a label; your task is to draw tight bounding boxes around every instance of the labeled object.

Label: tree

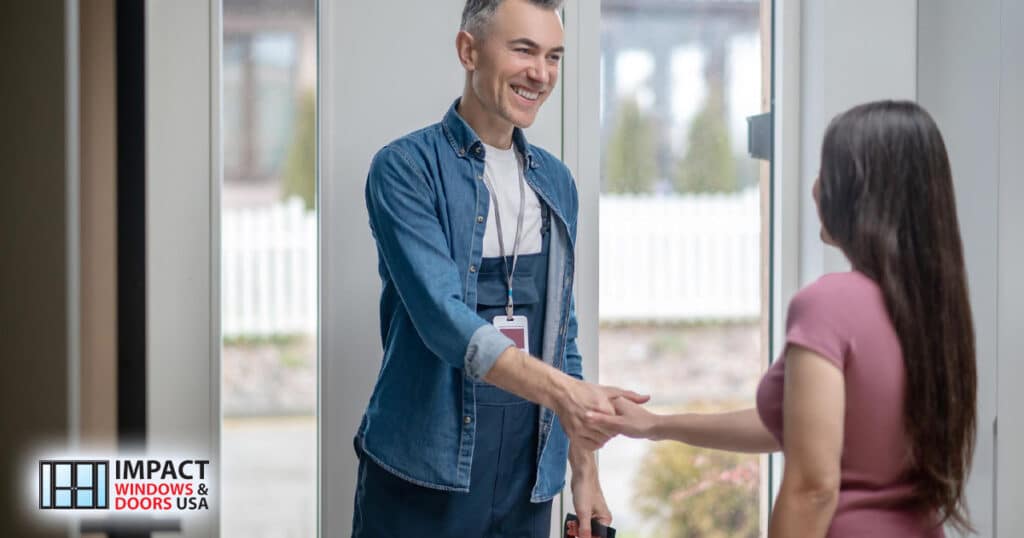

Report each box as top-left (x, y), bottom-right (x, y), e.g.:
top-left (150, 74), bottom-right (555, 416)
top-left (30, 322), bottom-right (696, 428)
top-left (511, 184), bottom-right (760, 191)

top-left (634, 440), bottom-right (760, 537)
top-left (282, 89), bottom-right (316, 210)
top-left (605, 97), bottom-right (659, 194)
top-left (673, 82), bottom-right (738, 194)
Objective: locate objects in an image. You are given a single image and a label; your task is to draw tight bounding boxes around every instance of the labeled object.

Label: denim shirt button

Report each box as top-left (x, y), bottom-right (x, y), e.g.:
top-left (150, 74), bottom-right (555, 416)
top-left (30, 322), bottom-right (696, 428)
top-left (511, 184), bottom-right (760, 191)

top-left (476, 215), bottom-right (484, 223)
top-left (458, 148), bottom-right (466, 156)
top-left (469, 265), bottom-right (477, 273)
top-left (464, 415), bottom-right (472, 424)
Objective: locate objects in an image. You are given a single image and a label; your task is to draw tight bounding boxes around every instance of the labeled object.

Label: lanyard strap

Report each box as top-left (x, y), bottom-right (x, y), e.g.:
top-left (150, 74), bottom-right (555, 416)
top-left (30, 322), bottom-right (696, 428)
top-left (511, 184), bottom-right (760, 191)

top-left (482, 163), bottom-right (526, 320)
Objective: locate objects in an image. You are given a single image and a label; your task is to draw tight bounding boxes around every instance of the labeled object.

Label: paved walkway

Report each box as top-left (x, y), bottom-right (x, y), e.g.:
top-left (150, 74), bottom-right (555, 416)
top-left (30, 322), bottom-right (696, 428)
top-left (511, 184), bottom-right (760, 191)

top-left (221, 416), bottom-right (316, 538)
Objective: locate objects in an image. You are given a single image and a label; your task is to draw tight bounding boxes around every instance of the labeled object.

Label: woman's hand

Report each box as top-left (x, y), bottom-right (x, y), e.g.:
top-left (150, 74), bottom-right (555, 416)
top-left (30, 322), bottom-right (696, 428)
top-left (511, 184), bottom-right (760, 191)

top-left (553, 380), bottom-right (652, 450)
top-left (585, 396), bottom-right (661, 440)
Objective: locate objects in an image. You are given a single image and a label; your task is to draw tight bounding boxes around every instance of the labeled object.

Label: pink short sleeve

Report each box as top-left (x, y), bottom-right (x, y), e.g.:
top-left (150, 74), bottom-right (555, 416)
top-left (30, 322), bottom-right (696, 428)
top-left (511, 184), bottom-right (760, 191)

top-left (784, 278), bottom-right (850, 370)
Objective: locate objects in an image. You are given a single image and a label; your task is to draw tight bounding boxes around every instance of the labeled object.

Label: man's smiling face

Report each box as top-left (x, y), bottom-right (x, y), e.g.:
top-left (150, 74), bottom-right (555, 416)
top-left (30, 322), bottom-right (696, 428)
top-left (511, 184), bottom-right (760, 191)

top-left (466, 0), bottom-right (564, 129)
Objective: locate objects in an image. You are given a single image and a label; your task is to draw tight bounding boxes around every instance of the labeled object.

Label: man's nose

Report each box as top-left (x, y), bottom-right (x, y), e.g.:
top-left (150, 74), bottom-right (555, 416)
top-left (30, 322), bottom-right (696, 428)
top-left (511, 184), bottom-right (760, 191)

top-left (528, 59), bottom-right (550, 86)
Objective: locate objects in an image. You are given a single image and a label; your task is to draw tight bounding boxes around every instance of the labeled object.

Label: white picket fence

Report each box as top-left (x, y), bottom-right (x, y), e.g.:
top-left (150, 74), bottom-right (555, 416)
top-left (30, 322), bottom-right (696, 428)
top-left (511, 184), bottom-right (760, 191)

top-left (221, 191), bottom-right (760, 336)
top-left (599, 189), bottom-right (761, 322)
top-left (222, 197), bottom-right (317, 338)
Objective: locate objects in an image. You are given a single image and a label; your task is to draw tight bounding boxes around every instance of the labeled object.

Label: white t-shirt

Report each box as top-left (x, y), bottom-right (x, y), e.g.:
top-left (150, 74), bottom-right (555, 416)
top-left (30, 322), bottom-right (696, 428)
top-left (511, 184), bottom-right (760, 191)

top-left (481, 143), bottom-right (543, 258)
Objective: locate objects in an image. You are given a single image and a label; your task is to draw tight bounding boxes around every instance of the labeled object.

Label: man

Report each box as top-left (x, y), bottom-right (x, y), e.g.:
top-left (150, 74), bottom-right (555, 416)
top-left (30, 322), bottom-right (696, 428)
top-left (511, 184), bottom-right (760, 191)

top-left (353, 1), bottom-right (646, 536)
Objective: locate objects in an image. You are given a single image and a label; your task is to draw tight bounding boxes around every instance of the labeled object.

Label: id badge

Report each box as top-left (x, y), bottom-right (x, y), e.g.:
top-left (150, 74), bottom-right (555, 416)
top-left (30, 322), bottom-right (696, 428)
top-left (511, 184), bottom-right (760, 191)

top-left (493, 315), bottom-right (529, 354)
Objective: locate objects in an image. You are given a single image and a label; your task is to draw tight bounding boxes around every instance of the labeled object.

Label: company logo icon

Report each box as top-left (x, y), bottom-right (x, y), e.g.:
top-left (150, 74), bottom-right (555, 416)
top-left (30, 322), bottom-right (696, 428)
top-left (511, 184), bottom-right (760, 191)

top-left (39, 460), bottom-right (110, 510)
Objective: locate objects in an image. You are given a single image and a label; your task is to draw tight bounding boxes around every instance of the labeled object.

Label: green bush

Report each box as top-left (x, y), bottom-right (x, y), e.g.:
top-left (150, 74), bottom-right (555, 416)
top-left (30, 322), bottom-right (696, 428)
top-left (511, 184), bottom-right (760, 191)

top-left (673, 81), bottom-right (738, 194)
top-left (282, 89), bottom-right (316, 210)
top-left (605, 97), bottom-right (659, 194)
top-left (634, 440), bottom-right (760, 537)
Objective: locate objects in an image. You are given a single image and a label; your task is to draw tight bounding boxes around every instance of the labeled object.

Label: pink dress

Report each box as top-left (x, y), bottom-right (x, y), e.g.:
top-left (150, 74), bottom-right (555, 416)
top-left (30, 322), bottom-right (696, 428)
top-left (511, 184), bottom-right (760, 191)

top-left (756, 272), bottom-right (945, 537)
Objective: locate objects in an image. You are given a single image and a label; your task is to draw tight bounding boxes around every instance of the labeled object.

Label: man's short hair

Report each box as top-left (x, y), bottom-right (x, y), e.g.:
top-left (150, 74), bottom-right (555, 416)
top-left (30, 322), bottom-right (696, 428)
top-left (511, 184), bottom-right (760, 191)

top-left (460, 0), bottom-right (564, 37)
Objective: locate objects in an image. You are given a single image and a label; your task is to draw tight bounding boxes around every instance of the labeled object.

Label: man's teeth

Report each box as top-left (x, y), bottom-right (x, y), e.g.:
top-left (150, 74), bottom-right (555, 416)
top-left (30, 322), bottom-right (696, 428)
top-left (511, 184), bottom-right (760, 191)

top-left (513, 87), bottom-right (539, 100)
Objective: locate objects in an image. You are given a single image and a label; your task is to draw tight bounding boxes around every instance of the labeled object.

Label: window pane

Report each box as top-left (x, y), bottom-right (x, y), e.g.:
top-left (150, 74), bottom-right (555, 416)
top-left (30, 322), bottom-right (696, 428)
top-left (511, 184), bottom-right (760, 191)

top-left (599, 1), bottom-right (767, 536)
top-left (40, 463), bottom-right (51, 507)
top-left (221, 0), bottom-right (317, 536)
top-left (56, 490), bottom-right (71, 509)
top-left (76, 490), bottom-right (93, 508)
top-left (55, 464), bottom-right (70, 488)
top-left (97, 464), bottom-right (107, 508)
top-left (77, 463), bottom-right (93, 487)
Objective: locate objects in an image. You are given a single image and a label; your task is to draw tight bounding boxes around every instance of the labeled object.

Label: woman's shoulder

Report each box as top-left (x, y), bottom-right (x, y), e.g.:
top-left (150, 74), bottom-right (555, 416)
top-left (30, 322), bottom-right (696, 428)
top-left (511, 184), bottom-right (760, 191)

top-left (798, 271), bottom-right (881, 301)
top-left (784, 271), bottom-right (891, 368)
top-left (790, 271), bottom-right (885, 321)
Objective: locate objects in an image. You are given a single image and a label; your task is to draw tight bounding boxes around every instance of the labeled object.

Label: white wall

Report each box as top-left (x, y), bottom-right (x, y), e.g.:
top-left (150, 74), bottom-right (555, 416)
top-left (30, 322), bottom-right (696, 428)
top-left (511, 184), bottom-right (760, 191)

top-left (918, 1), bottom-right (1024, 536)
top-left (319, 3), bottom-right (565, 535)
top-left (796, 0), bottom-right (917, 284)
top-left (995, 3), bottom-right (1024, 535)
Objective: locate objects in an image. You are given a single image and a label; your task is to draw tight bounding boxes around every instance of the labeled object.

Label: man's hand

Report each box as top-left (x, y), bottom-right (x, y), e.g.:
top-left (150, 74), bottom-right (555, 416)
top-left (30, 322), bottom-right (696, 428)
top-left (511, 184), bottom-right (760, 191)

top-left (554, 379), bottom-right (650, 451)
top-left (482, 346), bottom-right (649, 450)
top-left (570, 449), bottom-right (612, 538)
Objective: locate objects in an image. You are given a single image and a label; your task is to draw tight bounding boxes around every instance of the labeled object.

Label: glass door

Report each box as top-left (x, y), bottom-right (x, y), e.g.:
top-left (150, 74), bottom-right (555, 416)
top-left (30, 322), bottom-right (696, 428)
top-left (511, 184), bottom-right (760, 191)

top-left (220, 0), bottom-right (318, 536)
top-left (597, 1), bottom-right (772, 535)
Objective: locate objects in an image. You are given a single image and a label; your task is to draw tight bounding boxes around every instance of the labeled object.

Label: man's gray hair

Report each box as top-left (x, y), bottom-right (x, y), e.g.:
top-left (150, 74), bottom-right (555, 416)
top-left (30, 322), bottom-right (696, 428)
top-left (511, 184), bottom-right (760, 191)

top-left (460, 0), bottom-right (564, 37)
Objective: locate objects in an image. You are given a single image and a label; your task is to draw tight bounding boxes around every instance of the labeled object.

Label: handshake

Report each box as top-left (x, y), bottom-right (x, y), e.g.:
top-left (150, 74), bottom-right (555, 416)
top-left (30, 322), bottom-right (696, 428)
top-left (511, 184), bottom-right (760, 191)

top-left (548, 374), bottom-right (655, 451)
top-left (485, 345), bottom-right (659, 452)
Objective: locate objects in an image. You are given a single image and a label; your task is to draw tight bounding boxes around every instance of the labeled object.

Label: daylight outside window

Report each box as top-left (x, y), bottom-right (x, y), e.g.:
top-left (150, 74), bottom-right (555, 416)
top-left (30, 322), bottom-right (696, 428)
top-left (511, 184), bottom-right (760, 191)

top-left (220, 0), bottom-right (317, 536)
top-left (598, 1), bottom-right (770, 536)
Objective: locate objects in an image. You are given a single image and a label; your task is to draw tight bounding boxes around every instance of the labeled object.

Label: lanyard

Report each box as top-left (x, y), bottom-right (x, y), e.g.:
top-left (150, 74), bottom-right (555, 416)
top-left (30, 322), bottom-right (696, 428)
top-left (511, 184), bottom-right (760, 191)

top-left (482, 163), bottom-right (526, 320)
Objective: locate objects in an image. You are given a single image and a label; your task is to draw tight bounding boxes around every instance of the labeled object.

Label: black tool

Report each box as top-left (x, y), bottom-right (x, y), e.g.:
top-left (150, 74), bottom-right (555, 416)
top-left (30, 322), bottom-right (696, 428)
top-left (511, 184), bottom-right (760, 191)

top-left (564, 513), bottom-right (616, 538)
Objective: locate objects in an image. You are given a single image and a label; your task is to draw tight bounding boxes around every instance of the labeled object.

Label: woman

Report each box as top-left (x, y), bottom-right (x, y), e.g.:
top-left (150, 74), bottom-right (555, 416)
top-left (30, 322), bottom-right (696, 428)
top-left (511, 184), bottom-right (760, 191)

top-left (589, 101), bottom-right (976, 537)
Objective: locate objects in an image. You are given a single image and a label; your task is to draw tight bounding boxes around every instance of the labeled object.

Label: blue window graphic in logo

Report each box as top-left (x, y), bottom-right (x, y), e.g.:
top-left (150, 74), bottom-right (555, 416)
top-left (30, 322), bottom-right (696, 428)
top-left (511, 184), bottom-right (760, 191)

top-left (39, 460), bottom-right (109, 509)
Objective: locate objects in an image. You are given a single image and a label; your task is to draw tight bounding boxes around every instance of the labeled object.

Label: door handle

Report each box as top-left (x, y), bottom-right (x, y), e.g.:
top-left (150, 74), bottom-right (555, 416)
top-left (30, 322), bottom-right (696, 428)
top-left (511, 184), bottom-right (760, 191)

top-left (747, 112), bottom-right (773, 161)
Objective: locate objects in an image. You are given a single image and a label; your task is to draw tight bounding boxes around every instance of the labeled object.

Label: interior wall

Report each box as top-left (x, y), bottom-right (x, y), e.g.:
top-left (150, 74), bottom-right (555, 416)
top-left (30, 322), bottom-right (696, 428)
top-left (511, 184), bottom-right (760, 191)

top-left (917, 1), bottom-right (1005, 535)
top-left (996, 2), bottom-right (1024, 535)
top-left (319, 1), bottom-right (563, 535)
top-left (0, 1), bottom-right (72, 537)
top-left (797, 0), bottom-right (917, 284)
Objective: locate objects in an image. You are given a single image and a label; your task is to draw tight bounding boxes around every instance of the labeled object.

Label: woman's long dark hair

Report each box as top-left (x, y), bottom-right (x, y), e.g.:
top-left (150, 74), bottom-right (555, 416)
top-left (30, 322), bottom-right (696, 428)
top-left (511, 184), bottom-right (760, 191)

top-left (818, 101), bottom-right (976, 532)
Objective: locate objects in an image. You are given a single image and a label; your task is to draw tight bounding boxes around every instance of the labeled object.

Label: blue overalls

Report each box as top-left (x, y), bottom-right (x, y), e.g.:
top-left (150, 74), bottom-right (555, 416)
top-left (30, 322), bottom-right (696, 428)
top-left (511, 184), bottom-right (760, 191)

top-left (353, 206), bottom-right (552, 538)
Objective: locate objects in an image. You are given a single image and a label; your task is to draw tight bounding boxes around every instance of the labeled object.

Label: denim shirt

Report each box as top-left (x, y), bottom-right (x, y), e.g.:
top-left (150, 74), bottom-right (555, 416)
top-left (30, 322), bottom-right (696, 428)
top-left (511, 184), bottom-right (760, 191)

top-left (357, 98), bottom-right (583, 502)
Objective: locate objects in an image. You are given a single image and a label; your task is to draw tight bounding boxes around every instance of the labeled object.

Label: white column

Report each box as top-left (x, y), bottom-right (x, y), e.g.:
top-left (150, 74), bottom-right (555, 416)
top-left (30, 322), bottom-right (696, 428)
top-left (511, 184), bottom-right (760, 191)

top-left (146, 0), bottom-right (220, 536)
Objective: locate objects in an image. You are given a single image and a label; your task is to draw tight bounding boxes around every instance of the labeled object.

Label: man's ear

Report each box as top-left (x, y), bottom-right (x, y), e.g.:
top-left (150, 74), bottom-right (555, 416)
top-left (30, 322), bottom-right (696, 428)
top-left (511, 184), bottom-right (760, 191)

top-left (455, 30), bottom-right (478, 71)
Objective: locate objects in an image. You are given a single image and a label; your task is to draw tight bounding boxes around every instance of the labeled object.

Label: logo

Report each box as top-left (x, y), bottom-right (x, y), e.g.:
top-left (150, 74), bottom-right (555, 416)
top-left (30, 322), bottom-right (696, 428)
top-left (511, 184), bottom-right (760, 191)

top-left (36, 457), bottom-right (211, 513)
top-left (39, 460), bottom-right (110, 510)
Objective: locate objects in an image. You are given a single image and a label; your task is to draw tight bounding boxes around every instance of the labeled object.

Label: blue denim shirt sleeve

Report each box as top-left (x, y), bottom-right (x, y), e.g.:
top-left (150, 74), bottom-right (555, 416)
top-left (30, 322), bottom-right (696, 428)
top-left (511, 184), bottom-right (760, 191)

top-left (563, 167), bottom-right (584, 382)
top-left (365, 145), bottom-right (515, 380)
top-left (564, 296), bottom-right (584, 381)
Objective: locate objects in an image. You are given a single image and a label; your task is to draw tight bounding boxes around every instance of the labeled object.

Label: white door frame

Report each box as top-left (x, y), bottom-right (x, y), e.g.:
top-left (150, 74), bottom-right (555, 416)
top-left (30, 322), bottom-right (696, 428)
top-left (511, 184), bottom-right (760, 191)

top-left (145, 1), bottom-right (222, 536)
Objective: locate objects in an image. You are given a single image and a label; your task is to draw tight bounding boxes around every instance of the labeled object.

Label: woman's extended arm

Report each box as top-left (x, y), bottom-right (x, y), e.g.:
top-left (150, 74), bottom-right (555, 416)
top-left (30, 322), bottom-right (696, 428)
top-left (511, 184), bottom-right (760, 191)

top-left (587, 403), bottom-right (780, 454)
